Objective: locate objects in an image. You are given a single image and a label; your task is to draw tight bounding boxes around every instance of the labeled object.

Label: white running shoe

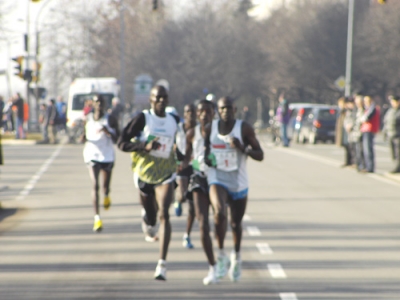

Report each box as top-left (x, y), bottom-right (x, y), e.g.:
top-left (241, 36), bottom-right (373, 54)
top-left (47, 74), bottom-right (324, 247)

top-left (203, 265), bottom-right (218, 285)
top-left (141, 209), bottom-right (157, 242)
top-left (228, 251), bottom-right (242, 282)
top-left (216, 254), bottom-right (229, 279)
top-left (154, 261), bottom-right (167, 281)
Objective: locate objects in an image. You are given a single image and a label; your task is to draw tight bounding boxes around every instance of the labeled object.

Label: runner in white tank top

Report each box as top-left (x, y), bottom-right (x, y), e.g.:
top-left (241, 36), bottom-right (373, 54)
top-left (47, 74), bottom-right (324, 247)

top-left (204, 96), bottom-right (264, 282)
top-left (82, 94), bottom-right (119, 233)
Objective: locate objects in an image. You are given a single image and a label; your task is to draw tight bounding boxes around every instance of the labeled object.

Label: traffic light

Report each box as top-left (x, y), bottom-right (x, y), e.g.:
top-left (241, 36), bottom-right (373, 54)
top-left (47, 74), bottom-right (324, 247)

top-left (24, 69), bottom-right (33, 82)
top-left (152, 0), bottom-right (157, 10)
top-left (378, 0), bottom-right (387, 4)
top-left (12, 56), bottom-right (24, 79)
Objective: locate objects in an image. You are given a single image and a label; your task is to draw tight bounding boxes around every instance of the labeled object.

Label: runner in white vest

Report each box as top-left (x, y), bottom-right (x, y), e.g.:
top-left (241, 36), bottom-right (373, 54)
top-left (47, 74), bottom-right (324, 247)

top-left (204, 96), bottom-right (264, 282)
top-left (117, 85), bottom-right (180, 281)
top-left (183, 99), bottom-right (217, 285)
top-left (82, 94), bottom-right (119, 233)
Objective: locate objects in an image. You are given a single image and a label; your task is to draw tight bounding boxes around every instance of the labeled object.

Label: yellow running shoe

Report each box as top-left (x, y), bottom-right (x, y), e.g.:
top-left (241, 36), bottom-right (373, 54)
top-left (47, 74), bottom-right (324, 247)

top-left (103, 195), bottom-right (111, 210)
top-left (93, 218), bottom-right (103, 232)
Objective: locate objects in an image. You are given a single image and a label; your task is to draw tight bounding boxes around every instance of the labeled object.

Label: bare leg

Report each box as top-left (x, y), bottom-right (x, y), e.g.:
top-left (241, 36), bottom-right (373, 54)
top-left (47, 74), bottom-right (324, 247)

top-left (140, 192), bottom-right (158, 227)
top-left (186, 199), bottom-right (195, 235)
top-left (227, 196), bottom-right (248, 253)
top-left (175, 177), bottom-right (188, 203)
top-left (100, 169), bottom-right (112, 197)
top-left (193, 190), bottom-right (215, 265)
top-left (88, 164), bottom-right (101, 215)
top-left (154, 182), bottom-right (175, 260)
top-left (209, 184), bottom-right (228, 250)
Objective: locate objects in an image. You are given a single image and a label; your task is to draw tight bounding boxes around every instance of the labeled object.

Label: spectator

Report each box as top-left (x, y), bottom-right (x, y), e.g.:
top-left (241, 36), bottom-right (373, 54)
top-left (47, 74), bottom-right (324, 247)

top-left (343, 97), bottom-right (356, 167)
top-left (56, 95), bottom-right (68, 135)
top-left (276, 92), bottom-right (290, 147)
top-left (360, 95), bottom-right (380, 173)
top-left (46, 99), bottom-right (59, 144)
top-left (38, 103), bottom-right (49, 143)
top-left (240, 106), bottom-right (251, 122)
top-left (383, 95), bottom-right (400, 173)
top-left (12, 93), bottom-right (25, 139)
top-left (352, 95), bottom-right (365, 172)
top-left (2, 98), bottom-right (14, 133)
top-left (0, 96), bottom-right (4, 131)
top-left (83, 99), bottom-right (94, 116)
top-left (335, 96), bottom-right (351, 167)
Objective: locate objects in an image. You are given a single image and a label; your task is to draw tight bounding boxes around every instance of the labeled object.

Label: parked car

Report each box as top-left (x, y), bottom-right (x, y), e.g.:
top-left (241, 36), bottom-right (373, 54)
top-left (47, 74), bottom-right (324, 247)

top-left (298, 106), bottom-right (338, 144)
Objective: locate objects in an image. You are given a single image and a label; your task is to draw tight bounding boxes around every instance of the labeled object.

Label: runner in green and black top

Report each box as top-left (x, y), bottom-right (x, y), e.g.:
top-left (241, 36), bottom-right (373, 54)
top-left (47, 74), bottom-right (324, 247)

top-left (182, 99), bottom-right (216, 285)
top-left (117, 85), bottom-right (181, 281)
top-left (174, 103), bottom-right (197, 249)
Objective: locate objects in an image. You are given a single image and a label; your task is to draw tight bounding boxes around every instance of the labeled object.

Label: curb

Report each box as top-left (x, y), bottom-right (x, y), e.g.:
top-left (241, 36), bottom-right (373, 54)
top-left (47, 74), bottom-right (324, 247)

top-left (381, 172), bottom-right (400, 183)
top-left (2, 139), bottom-right (37, 145)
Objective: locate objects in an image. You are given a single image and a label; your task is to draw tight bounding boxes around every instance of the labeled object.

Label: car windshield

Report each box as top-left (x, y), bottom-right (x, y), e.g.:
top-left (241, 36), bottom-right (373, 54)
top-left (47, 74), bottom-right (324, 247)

top-left (71, 93), bottom-right (114, 110)
top-left (318, 109), bottom-right (337, 120)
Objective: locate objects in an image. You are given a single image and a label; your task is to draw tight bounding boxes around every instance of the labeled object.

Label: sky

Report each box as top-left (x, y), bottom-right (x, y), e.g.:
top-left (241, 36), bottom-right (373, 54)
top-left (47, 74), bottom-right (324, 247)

top-left (0, 0), bottom-right (285, 99)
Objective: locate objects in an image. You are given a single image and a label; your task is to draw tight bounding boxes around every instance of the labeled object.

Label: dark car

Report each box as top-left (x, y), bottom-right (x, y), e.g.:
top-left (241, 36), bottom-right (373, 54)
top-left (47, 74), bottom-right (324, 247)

top-left (298, 106), bottom-right (338, 144)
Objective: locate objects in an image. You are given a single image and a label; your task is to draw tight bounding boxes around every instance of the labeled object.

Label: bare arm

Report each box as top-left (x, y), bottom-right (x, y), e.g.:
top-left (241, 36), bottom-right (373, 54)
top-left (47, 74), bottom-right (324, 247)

top-left (181, 127), bottom-right (195, 169)
top-left (240, 121), bottom-right (264, 161)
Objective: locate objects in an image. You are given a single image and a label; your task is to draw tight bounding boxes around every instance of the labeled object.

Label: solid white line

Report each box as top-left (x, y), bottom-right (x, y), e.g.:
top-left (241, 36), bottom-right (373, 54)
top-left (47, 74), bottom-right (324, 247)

top-left (16, 145), bottom-right (63, 201)
top-left (268, 263), bottom-right (287, 278)
top-left (247, 226), bottom-right (261, 236)
top-left (243, 214), bottom-right (251, 221)
top-left (277, 147), bottom-right (340, 167)
top-left (256, 242), bottom-right (273, 254)
top-left (280, 293), bottom-right (298, 300)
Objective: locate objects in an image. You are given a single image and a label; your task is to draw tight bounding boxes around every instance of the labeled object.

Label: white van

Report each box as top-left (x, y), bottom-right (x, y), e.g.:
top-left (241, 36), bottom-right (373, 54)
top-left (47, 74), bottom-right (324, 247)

top-left (67, 77), bottom-right (120, 128)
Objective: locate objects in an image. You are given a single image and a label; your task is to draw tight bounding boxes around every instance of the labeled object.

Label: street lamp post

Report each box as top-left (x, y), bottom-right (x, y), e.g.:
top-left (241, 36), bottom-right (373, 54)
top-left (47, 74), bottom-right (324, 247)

top-left (345, 0), bottom-right (355, 97)
top-left (119, 0), bottom-right (125, 104)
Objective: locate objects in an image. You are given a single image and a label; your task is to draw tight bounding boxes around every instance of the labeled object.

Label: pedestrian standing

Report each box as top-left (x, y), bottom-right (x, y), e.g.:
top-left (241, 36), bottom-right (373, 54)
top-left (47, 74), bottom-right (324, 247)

top-left (335, 97), bottom-right (352, 167)
top-left (56, 96), bottom-right (68, 135)
top-left (82, 94), bottom-right (119, 232)
top-left (352, 95), bottom-right (365, 171)
top-left (343, 97), bottom-right (356, 167)
top-left (174, 103), bottom-right (197, 249)
top-left (117, 85), bottom-right (180, 281)
top-left (46, 99), bottom-right (59, 144)
top-left (382, 95), bottom-right (400, 173)
top-left (204, 96), bottom-right (264, 282)
top-left (12, 93), bottom-right (25, 139)
top-left (360, 95), bottom-right (380, 173)
top-left (276, 92), bottom-right (290, 147)
top-left (0, 96), bottom-right (4, 132)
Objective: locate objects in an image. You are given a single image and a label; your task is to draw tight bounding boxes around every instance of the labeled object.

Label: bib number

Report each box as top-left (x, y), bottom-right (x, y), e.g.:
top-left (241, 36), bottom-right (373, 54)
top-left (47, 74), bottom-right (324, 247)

top-left (213, 149), bottom-right (238, 171)
top-left (149, 135), bottom-right (173, 158)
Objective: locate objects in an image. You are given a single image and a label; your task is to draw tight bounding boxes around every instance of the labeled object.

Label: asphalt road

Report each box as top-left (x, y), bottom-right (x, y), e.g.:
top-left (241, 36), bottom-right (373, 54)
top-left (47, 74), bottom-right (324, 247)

top-left (0, 134), bottom-right (399, 300)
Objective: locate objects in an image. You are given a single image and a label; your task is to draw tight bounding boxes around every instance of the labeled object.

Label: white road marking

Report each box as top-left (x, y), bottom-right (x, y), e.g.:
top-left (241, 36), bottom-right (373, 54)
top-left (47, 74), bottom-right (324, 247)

top-left (16, 145), bottom-right (63, 201)
top-left (268, 263), bottom-right (287, 278)
top-left (243, 214), bottom-right (251, 221)
top-left (256, 242), bottom-right (273, 254)
top-left (247, 226), bottom-right (261, 236)
top-left (280, 293), bottom-right (298, 300)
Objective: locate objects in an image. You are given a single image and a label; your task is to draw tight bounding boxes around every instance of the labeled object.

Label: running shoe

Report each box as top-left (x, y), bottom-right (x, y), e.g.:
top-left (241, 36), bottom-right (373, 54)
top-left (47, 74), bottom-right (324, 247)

top-left (154, 261), bottom-right (167, 281)
top-left (216, 254), bottom-right (229, 279)
top-left (103, 195), bottom-right (111, 210)
top-left (228, 251), bottom-right (242, 282)
top-left (141, 209), bottom-right (158, 242)
top-left (93, 217), bottom-right (103, 232)
top-left (174, 201), bottom-right (182, 217)
top-left (203, 265), bottom-right (218, 285)
top-left (182, 234), bottom-right (194, 249)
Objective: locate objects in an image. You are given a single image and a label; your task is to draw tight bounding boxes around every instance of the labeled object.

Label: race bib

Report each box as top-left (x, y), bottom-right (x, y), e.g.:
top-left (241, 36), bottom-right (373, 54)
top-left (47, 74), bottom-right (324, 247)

top-left (148, 135), bottom-right (173, 158)
top-left (213, 149), bottom-right (238, 172)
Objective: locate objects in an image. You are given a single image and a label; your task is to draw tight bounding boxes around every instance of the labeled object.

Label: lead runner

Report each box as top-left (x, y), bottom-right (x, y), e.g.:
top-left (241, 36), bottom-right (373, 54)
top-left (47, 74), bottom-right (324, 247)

top-left (204, 96), bottom-right (264, 282)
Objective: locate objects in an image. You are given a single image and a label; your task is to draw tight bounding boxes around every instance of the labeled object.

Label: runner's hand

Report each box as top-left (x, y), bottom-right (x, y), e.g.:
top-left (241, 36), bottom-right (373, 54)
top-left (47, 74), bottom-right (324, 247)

top-left (145, 137), bottom-right (160, 152)
top-left (230, 137), bottom-right (245, 153)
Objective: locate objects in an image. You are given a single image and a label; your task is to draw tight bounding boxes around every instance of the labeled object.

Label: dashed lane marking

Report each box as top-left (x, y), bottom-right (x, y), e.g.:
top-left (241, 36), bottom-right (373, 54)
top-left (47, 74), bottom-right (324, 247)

top-left (16, 145), bottom-right (63, 201)
top-left (279, 293), bottom-right (298, 300)
top-left (256, 242), bottom-right (273, 254)
top-left (247, 226), bottom-right (261, 236)
top-left (243, 214), bottom-right (251, 221)
top-left (268, 263), bottom-right (287, 278)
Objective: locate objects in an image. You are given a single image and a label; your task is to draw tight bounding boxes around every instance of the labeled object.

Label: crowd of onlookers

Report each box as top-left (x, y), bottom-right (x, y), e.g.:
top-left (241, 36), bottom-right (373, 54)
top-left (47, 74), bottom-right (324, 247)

top-left (335, 94), bottom-right (400, 174)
